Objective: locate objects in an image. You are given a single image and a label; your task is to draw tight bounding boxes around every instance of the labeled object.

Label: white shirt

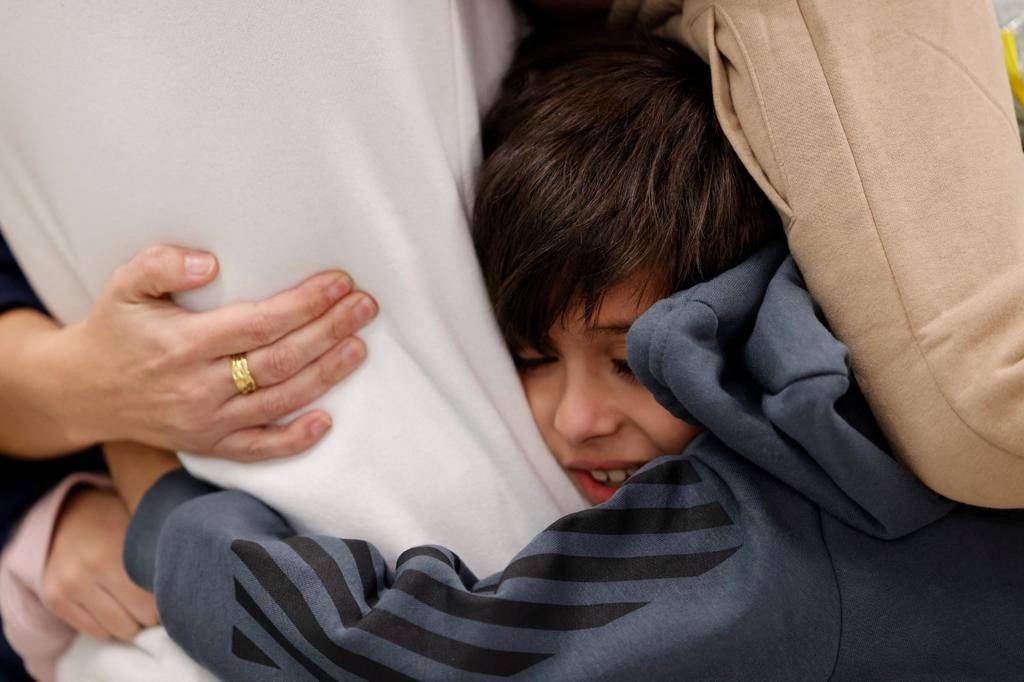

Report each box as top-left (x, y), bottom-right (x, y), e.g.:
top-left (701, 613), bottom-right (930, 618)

top-left (0, 0), bottom-right (584, 585)
top-left (2, 2), bottom-right (587, 678)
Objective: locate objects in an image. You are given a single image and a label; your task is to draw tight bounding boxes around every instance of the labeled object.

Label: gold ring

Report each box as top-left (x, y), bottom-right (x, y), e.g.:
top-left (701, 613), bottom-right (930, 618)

top-left (230, 354), bottom-right (258, 395)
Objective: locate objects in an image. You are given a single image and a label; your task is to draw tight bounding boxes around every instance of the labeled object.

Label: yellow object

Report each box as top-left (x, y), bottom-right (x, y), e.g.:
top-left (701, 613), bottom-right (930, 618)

top-left (1002, 27), bottom-right (1024, 107)
top-left (230, 353), bottom-right (258, 395)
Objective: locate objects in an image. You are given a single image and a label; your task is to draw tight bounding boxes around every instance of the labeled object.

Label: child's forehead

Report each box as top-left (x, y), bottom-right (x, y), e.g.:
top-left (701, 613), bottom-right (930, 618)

top-left (510, 271), bottom-right (668, 355)
top-left (556, 279), bottom-right (660, 339)
top-left (580, 277), bottom-right (659, 323)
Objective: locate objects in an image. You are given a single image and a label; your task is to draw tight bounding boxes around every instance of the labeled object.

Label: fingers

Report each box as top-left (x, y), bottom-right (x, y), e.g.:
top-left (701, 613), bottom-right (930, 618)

top-left (196, 271), bottom-right (355, 357)
top-left (208, 410), bottom-right (334, 461)
top-left (41, 486), bottom-right (155, 641)
top-left (222, 337), bottom-right (366, 432)
top-left (50, 587), bottom-right (143, 642)
top-left (101, 567), bottom-right (160, 628)
top-left (50, 599), bottom-right (111, 642)
top-left (111, 245), bottom-right (218, 302)
top-left (84, 585), bottom-right (145, 640)
top-left (226, 291), bottom-right (377, 395)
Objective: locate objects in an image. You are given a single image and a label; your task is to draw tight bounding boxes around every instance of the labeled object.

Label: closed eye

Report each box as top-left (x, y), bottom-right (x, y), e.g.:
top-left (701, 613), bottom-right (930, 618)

top-left (514, 354), bottom-right (557, 372)
top-left (612, 358), bottom-right (638, 383)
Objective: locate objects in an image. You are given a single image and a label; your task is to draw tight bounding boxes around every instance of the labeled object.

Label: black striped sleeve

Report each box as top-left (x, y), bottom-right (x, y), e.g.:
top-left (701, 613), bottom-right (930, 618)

top-left (136, 456), bottom-right (744, 680)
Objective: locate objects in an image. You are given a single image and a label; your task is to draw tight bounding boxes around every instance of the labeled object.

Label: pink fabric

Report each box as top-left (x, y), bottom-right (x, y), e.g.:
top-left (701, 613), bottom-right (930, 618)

top-left (0, 472), bottom-right (112, 682)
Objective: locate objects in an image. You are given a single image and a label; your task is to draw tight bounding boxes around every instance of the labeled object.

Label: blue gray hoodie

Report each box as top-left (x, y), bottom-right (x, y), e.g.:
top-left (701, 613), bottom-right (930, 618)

top-left (125, 243), bottom-right (1024, 680)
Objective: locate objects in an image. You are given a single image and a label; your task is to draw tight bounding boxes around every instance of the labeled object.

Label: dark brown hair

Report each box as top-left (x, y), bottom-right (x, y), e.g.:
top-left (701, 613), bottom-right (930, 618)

top-left (472, 28), bottom-right (781, 354)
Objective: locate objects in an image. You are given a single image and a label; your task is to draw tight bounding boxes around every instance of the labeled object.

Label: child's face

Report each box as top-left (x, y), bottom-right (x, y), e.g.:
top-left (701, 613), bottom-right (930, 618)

top-left (516, 279), bottom-right (701, 505)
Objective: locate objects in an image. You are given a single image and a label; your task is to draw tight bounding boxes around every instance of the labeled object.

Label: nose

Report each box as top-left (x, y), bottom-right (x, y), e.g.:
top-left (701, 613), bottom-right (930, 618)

top-left (552, 373), bottom-right (621, 445)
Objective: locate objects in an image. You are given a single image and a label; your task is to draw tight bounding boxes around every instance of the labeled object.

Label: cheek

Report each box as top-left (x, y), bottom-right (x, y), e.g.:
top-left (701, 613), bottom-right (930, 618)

top-left (637, 393), bottom-right (702, 454)
top-left (654, 415), bottom-right (702, 454)
top-left (520, 374), bottom-right (558, 443)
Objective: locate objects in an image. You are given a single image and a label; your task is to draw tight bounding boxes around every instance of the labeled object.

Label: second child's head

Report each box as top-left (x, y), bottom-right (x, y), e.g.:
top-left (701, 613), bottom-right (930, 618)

top-left (473, 29), bottom-right (780, 504)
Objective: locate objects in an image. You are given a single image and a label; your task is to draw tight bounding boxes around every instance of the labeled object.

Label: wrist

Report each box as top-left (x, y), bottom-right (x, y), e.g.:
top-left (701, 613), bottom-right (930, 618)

top-left (124, 468), bottom-right (216, 591)
top-left (32, 319), bottom-right (109, 448)
top-left (104, 442), bottom-right (182, 514)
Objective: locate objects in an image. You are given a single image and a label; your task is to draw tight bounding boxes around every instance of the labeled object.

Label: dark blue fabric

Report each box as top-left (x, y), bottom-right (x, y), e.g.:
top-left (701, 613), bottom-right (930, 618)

top-left (0, 230), bottom-right (44, 316)
top-left (0, 227), bottom-right (104, 548)
top-left (125, 243), bottom-right (1024, 680)
top-left (0, 452), bottom-right (106, 549)
top-left (0, 228), bottom-right (103, 680)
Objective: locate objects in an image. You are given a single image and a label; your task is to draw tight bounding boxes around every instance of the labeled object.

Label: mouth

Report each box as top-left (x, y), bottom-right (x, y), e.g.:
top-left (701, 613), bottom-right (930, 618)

top-left (567, 464), bottom-right (644, 505)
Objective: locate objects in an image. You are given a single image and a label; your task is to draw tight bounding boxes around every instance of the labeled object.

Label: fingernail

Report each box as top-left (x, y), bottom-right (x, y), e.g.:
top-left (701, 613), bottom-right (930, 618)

top-left (328, 274), bottom-right (352, 299)
top-left (355, 296), bottom-right (377, 322)
top-left (185, 254), bottom-right (215, 276)
top-left (310, 417), bottom-right (331, 437)
top-left (341, 339), bottom-right (364, 365)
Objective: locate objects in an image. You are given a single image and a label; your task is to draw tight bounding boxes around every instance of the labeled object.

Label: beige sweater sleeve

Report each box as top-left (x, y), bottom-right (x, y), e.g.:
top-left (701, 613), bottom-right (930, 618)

top-left (612, 0), bottom-right (1024, 507)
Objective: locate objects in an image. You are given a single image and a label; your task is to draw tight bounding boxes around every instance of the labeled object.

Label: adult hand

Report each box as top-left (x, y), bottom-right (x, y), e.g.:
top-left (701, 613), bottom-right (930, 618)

top-left (51, 245), bottom-right (376, 460)
top-left (41, 487), bottom-right (157, 641)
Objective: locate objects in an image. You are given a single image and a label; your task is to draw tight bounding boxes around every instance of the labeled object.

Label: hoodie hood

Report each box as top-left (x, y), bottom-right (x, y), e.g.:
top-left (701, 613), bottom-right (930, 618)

top-left (628, 242), bottom-right (953, 538)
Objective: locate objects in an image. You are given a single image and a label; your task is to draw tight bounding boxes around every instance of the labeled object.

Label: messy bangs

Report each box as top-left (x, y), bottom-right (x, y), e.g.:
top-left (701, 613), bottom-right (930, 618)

top-left (472, 28), bottom-right (780, 355)
top-left (476, 202), bottom-right (680, 356)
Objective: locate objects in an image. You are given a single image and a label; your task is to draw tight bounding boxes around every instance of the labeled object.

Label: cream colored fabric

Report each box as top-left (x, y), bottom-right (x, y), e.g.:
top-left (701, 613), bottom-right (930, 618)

top-left (0, 1), bottom-right (587, 677)
top-left (0, 0), bottom-right (584, 575)
top-left (612, 0), bottom-right (1024, 506)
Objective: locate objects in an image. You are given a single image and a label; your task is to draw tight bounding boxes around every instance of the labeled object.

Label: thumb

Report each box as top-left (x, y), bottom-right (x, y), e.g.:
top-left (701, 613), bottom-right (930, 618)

top-left (114, 245), bottom-right (219, 302)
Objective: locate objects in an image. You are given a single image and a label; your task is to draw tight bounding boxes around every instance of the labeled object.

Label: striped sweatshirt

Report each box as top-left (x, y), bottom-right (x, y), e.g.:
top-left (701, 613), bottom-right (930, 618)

top-left (125, 244), bottom-right (1024, 680)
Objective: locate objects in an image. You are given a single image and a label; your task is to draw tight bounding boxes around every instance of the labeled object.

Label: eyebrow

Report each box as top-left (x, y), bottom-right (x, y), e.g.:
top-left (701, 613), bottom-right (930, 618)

top-left (586, 322), bottom-right (634, 336)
